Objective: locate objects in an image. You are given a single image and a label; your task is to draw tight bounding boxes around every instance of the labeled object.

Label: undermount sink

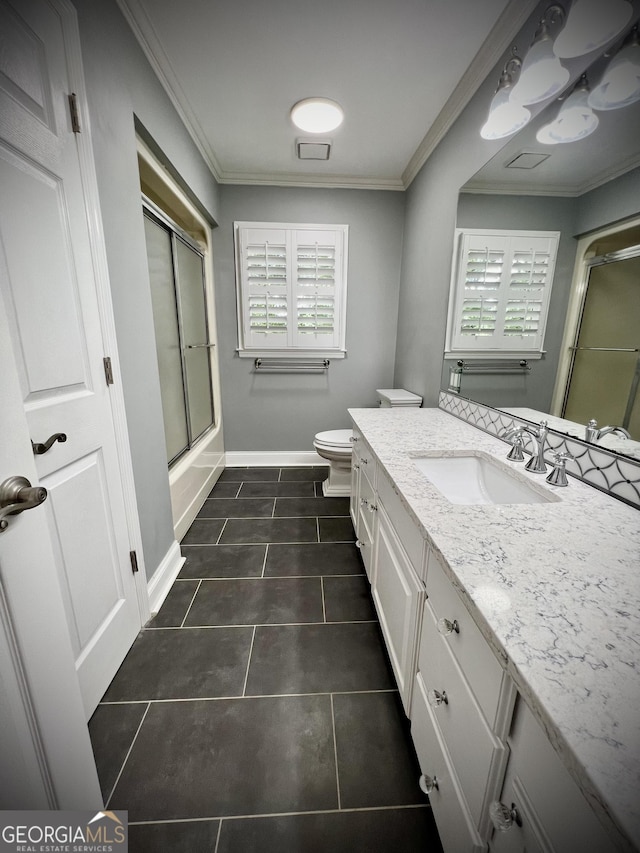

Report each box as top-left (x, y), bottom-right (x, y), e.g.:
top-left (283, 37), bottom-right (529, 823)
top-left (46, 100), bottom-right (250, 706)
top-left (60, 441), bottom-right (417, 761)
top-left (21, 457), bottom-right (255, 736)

top-left (412, 453), bottom-right (558, 505)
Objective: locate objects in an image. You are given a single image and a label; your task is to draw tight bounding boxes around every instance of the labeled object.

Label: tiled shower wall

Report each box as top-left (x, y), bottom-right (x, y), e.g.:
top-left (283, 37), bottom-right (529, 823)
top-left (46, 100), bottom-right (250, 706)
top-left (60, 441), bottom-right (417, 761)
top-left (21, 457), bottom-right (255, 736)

top-left (439, 392), bottom-right (640, 510)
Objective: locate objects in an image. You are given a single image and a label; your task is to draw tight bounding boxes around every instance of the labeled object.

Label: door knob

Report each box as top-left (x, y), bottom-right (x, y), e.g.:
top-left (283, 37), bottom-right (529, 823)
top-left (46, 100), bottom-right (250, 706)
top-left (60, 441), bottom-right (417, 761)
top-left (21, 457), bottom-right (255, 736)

top-left (0, 476), bottom-right (48, 531)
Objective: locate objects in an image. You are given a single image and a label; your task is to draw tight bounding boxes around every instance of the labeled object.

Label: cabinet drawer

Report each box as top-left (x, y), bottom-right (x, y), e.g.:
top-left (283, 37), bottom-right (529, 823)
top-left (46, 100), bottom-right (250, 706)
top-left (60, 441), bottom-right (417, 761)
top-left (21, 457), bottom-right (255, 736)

top-left (412, 672), bottom-right (486, 853)
top-left (489, 698), bottom-right (613, 853)
top-left (419, 599), bottom-right (508, 833)
top-left (426, 549), bottom-right (509, 730)
top-left (377, 469), bottom-right (425, 576)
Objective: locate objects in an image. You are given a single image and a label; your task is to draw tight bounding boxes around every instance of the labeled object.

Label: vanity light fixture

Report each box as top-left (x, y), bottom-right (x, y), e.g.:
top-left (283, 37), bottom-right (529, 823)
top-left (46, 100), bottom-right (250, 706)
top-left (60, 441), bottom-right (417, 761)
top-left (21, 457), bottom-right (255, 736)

top-left (510, 6), bottom-right (570, 105)
top-left (290, 98), bottom-right (344, 133)
top-left (536, 74), bottom-right (599, 144)
top-left (588, 26), bottom-right (640, 110)
top-left (480, 52), bottom-right (531, 140)
top-left (553, 0), bottom-right (633, 59)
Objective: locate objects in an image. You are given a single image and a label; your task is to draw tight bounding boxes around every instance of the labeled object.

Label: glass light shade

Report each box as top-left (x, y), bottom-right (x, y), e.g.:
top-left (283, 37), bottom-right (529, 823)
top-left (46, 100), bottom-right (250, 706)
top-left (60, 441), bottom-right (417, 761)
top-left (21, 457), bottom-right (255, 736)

top-left (291, 98), bottom-right (344, 133)
top-left (510, 35), bottom-right (570, 105)
top-left (553, 0), bottom-right (633, 59)
top-left (481, 87), bottom-right (531, 139)
top-left (536, 85), bottom-right (599, 144)
top-left (588, 38), bottom-right (640, 110)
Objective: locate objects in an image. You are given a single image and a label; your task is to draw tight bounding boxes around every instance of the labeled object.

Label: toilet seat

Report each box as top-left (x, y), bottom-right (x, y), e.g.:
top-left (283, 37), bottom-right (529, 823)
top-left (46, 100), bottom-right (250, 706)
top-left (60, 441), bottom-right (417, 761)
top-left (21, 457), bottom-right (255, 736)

top-left (314, 429), bottom-right (353, 450)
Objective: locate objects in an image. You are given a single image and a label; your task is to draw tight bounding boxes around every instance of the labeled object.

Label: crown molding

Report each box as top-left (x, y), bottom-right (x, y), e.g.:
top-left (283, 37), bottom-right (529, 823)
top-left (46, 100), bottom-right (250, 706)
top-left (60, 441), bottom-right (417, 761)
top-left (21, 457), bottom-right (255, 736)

top-left (402, 0), bottom-right (540, 188)
top-left (463, 152), bottom-right (640, 199)
top-left (216, 171), bottom-right (405, 191)
top-left (116, 0), bottom-right (224, 181)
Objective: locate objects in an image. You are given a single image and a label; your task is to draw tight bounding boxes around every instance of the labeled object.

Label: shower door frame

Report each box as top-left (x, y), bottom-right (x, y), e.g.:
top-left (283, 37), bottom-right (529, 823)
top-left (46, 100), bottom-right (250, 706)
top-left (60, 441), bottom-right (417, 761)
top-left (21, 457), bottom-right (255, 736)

top-left (551, 216), bottom-right (640, 423)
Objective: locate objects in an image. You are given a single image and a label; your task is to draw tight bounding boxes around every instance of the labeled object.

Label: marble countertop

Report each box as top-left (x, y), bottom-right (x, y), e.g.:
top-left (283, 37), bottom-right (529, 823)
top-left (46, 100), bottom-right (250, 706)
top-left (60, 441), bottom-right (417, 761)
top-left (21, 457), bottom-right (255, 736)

top-left (349, 407), bottom-right (640, 852)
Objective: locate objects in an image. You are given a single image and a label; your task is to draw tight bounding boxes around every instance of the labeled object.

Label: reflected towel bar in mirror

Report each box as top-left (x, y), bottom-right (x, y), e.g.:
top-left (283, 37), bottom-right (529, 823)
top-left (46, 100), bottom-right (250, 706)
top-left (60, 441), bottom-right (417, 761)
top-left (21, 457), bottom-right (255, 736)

top-left (254, 358), bottom-right (330, 373)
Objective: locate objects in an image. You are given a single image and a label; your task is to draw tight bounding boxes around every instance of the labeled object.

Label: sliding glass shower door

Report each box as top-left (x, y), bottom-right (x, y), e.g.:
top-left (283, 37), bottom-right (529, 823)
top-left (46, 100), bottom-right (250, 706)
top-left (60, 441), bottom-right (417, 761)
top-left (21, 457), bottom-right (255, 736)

top-left (562, 249), bottom-right (640, 440)
top-left (143, 206), bottom-right (215, 465)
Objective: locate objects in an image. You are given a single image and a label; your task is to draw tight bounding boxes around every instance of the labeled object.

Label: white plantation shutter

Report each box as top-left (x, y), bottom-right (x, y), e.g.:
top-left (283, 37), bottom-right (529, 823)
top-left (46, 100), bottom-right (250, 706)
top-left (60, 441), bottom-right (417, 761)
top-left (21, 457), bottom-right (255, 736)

top-left (448, 229), bottom-right (559, 356)
top-left (235, 223), bottom-right (348, 355)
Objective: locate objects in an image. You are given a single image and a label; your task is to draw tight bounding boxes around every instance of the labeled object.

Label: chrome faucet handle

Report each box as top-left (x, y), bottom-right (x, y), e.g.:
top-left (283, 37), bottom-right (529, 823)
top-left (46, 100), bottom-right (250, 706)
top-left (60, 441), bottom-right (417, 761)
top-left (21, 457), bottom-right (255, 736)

top-left (546, 451), bottom-right (574, 487)
top-left (501, 426), bottom-right (525, 461)
top-left (524, 421), bottom-right (548, 474)
top-left (585, 418), bottom-right (599, 442)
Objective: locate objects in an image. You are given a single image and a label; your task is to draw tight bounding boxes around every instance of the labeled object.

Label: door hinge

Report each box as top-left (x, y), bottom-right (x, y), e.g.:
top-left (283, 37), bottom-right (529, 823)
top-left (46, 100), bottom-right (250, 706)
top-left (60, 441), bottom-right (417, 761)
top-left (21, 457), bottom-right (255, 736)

top-left (130, 550), bottom-right (139, 574)
top-left (103, 357), bottom-right (114, 386)
top-left (68, 93), bottom-right (81, 133)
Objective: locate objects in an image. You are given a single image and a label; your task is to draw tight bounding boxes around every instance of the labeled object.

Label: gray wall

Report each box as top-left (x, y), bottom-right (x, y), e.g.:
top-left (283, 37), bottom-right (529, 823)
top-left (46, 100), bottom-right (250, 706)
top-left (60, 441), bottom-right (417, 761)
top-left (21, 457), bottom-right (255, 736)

top-left (74, 0), bottom-right (220, 579)
top-left (213, 185), bottom-right (405, 451)
top-left (576, 166), bottom-right (640, 236)
top-left (449, 193), bottom-right (579, 411)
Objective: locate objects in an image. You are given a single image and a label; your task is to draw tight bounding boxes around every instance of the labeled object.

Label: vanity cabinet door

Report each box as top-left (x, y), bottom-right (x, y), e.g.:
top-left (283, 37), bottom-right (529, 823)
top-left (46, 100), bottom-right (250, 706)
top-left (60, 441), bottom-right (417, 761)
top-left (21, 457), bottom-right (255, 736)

top-left (488, 698), bottom-right (613, 853)
top-left (349, 428), bottom-right (363, 528)
top-left (356, 465), bottom-right (377, 582)
top-left (372, 502), bottom-right (424, 715)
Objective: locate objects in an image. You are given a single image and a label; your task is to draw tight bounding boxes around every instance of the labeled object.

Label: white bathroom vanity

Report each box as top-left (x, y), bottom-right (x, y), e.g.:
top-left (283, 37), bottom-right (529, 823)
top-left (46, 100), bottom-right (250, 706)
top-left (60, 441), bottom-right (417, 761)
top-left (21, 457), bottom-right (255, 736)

top-left (349, 406), bottom-right (640, 853)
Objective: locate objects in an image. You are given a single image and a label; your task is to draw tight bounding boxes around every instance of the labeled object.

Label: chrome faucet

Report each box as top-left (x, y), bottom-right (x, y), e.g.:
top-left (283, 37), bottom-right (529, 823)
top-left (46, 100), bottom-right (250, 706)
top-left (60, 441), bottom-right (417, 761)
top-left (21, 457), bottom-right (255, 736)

top-left (585, 419), bottom-right (631, 443)
top-left (501, 421), bottom-right (549, 473)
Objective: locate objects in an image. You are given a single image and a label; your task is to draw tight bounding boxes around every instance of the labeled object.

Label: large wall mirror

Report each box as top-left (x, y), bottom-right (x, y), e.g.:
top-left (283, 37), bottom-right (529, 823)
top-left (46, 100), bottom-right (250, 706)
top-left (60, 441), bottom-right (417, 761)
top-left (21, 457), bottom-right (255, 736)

top-left (442, 9), bottom-right (640, 461)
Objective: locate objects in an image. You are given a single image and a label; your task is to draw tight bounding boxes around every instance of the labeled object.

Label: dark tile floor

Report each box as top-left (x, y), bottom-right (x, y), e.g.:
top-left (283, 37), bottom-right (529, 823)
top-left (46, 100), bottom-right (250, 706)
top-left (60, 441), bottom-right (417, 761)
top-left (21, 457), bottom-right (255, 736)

top-left (89, 466), bottom-right (442, 852)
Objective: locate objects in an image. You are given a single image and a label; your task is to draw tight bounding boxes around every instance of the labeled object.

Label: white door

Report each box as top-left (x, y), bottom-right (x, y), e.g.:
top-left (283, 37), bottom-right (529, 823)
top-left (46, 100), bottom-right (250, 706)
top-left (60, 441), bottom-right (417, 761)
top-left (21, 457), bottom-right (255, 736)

top-left (0, 298), bottom-right (102, 808)
top-left (0, 0), bottom-right (143, 718)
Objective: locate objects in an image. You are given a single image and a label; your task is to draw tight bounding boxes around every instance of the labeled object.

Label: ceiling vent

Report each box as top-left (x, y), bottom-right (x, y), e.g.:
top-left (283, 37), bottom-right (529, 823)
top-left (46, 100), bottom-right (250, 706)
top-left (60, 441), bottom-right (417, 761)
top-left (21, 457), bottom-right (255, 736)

top-left (296, 139), bottom-right (331, 160)
top-left (505, 152), bottom-right (550, 170)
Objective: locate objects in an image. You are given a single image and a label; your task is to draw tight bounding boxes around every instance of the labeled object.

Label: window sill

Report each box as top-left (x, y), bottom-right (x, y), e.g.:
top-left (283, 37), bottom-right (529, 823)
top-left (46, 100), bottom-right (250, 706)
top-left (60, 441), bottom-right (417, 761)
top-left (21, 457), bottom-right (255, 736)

top-left (236, 349), bottom-right (346, 359)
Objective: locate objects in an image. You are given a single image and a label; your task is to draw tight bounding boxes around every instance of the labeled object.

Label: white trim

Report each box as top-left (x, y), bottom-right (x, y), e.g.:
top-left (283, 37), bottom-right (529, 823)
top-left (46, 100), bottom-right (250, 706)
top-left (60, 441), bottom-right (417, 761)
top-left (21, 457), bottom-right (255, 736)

top-left (225, 450), bottom-right (326, 467)
top-left (402, 0), bottom-right (540, 188)
top-left (63, 0), bottom-right (150, 624)
top-left (147, 540), bottom-right (185, 616)
top-left (216, 172), bottom-right (405, 191)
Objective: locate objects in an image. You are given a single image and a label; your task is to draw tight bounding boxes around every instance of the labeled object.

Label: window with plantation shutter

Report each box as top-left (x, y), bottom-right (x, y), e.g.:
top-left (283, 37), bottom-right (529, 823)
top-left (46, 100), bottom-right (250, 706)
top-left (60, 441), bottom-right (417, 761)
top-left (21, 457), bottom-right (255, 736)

top-left (235, 222), bottom-right (348, 357)
top-left (445, 229), bottom-right (560, 358)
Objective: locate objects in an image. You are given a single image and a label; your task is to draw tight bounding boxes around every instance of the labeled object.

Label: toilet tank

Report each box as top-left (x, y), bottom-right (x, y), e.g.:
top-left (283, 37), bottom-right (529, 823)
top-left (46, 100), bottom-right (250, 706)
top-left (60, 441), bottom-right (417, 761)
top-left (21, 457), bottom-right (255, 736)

top-left (376, 388), bottom-right (423, 408)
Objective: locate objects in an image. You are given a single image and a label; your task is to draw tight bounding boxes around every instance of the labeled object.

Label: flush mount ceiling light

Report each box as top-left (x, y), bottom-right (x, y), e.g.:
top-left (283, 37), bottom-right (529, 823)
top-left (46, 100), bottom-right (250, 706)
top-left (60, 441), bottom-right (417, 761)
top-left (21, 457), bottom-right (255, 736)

top-left (290, 98), bottom-right (344, 133)
top-left (480, 52), bottom-right (531, 139)
top-left (589, 26), bottom-right (640, 110)
top-left (536, 74), bottom-right (599, 144)
top-left (510, 5), bottom-right (570, 105)
top-left (553, 0), bottom-right (633, 59)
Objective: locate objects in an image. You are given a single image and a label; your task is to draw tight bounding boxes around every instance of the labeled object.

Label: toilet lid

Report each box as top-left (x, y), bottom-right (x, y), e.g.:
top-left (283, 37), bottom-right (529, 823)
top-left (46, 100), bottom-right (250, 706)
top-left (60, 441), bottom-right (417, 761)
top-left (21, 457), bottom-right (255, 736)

top-left (315, 429), bottom-right (353, 448)
top-left (376, 388), bottom-right (423, 405)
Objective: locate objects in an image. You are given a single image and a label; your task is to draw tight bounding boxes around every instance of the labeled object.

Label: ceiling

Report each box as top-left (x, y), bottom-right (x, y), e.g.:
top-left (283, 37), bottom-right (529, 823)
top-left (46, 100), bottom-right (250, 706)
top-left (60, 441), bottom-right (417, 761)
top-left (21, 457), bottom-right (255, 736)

top-left (117, 0), bottom-right (537, 190)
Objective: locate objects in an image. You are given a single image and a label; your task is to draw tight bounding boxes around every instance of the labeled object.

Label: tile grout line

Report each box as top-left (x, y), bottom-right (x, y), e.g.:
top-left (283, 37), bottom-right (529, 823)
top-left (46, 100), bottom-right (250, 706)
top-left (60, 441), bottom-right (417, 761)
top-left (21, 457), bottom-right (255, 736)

top-left (127, 803), bottom-right (432, 826)
top-left (144, 619), bottom-right (380, 630)
top-left (213, 817), bottom-right (223, 853)
top-left (105, 701), bottom-right (151, 808)
top-left (215, 518), bottom-right (228, 545)
top-left (320, 576), bottom-right (327, 623)
top-left (179, 579), bottom-right (203, 628)
top-left (261, 544), bottom-right (269, 578)
top-left (316, 516), bottom-right (320, 543)
top-left (330, 694), bottom-right (342, 811)
top-left (241, 625), bottom-right (257, 697)
top-left (99, 688), bottom-right (400, 708)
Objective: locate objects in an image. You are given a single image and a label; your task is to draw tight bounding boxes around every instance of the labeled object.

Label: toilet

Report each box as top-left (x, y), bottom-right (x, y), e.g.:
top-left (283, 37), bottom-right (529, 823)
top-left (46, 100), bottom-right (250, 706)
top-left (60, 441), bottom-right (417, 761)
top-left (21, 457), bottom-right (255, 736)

top-left (313, 389), bottom-right (422, 497)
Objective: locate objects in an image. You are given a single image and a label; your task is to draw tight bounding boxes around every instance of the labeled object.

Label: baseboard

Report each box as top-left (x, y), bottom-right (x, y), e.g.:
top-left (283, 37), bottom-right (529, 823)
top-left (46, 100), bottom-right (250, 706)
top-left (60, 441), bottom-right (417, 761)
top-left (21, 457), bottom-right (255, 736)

top-left (225, 450), bottom-right (327, 467)
top-left (146, 540), bottom-right (185, 618)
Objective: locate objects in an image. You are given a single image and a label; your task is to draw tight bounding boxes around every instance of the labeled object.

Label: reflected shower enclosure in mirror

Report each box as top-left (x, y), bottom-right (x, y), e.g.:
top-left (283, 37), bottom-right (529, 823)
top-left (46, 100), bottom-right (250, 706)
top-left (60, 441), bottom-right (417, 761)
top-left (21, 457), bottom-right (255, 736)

top-left (442, 1), bottom-right (640, 461)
